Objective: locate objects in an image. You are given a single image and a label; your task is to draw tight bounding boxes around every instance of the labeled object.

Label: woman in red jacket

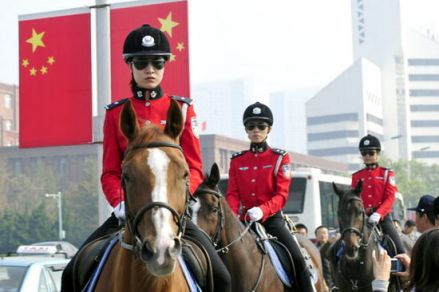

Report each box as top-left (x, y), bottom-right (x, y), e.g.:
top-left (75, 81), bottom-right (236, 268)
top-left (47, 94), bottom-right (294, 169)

top-left (62, 24), bottom-right (230, 292)
top-left (352, 134), bottom-right (405, 254)
top-left (226, 102), bottom-right (314, 292)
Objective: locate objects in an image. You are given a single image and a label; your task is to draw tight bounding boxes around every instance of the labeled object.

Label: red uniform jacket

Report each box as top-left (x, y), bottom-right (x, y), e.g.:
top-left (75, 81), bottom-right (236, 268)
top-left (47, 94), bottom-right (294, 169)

top-left (225, 147), bottom-right (291, 221)
top-left (101, 94), bottom-right (203, 207)
top-left (351, 165), bottom-right (397, 218)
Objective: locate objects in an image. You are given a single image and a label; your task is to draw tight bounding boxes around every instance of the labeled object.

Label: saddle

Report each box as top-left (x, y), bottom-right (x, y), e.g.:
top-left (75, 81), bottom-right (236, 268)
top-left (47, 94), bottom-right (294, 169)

top-left (73, 231), bottom-right (213, 292)
top-left (72, 232), bottom-right (117, 291)
top-left (251, 223), bottom-right (296, 288)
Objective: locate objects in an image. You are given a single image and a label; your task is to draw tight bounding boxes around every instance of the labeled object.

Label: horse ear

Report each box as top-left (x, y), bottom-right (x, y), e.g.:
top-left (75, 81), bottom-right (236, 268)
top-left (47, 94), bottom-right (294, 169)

top-left (207, 163), bottom-right (220, 187)
top-left (353, 180), bottom-right (363, 196)
top-left (120, 100), bottom-right (138, 142)
top-left (333, 182), bottom-right (343, 198)
top-left (164, 100), bottom-right (184, 140)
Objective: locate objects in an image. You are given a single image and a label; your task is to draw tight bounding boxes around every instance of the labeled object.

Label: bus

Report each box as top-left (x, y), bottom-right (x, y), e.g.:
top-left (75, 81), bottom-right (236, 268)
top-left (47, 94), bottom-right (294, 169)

top-left (218, 167), bottom-right (406, 235)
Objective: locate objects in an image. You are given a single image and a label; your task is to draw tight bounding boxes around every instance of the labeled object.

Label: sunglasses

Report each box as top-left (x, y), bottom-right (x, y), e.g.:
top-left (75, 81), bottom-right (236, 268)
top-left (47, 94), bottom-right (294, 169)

top-left (361, 150), bottom-right (377, 156)
top-left (131, 59), bottom-right (166, 70)
top-left (245, 123), bottom-right (269, 131)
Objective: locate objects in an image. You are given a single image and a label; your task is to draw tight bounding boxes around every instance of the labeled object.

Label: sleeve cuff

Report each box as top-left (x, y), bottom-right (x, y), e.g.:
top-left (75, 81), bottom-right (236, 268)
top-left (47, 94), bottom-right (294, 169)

top-left (371, 280), bottom-right (389, 291)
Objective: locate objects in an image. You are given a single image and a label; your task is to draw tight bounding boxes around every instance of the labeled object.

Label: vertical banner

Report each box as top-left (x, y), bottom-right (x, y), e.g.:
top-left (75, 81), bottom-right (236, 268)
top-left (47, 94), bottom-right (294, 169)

top-left (19, 11), bottom-right (92, 148)
top-left (110, 1), bottom-right (189, 101)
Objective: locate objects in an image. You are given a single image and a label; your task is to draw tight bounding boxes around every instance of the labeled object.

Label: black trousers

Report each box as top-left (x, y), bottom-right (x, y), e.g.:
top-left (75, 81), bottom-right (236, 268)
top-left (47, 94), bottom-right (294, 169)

top-left (379, 214), bottom-right (406, 254)
top-left (61, 214), bottom-right (231, 292)
top-left (262, 212), bottom-right (314, 292)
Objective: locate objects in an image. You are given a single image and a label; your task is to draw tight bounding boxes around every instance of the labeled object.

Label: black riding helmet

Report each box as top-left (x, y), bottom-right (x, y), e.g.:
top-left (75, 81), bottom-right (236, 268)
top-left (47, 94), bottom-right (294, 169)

top-left (123, 24), bottom-right (171, 62)
top-left (358, 134), bottom-right (381, 151)
top-left (243, 102), bottom-right (273, 126)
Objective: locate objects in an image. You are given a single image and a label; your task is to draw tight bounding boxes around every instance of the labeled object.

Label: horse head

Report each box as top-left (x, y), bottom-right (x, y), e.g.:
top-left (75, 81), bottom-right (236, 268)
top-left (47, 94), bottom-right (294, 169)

top-left (333, 181), bottom-right (369, 260)
top-left (191, 163), bottom-right (224, 244)
top-left (120, 99), bottom-right (189, 276)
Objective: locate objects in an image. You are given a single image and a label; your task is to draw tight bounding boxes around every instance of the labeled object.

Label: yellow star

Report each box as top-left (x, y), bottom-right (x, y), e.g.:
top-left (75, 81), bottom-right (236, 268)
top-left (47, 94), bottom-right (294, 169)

top-left (47, 56), bottom-right (56, 65)
top-left (159, 12), bottom-right (179, 37)
top-left (40, 66), bottom-right (48, 75)
top-left (29, 67), bottom-right (37, 76)
top-left (22, 59), bottom-right (30, 68)
top-left (176, 42), bottom-right (185, 52)
top-left (26, 29), bottom-right (46, 53)
top-left (169, 53), bottom-right (176, 62)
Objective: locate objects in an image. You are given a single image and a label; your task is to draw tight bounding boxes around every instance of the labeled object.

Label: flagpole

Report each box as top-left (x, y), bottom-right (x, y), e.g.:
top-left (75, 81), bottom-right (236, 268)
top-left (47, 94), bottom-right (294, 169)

top-left (94, 0), bottom-right (112, 224)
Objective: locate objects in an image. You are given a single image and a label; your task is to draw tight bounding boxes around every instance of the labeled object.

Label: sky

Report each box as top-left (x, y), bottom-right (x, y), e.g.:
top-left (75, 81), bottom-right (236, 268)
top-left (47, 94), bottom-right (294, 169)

top-left (1, 0), bottom-right (438, 95)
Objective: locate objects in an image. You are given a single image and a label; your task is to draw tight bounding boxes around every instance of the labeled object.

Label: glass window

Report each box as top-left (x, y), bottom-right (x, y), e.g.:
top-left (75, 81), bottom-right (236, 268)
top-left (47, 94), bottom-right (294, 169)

top-left (284, 177), bottom-right (307, 214)
top-left (0, 266), bottom-right (27, 290)
top-left (4, 94), bottom-right (11, 109)
top-left (218, 179), bottom-right (229, 195)
top-left (4, 120), bottom-right (12, 131)
top-left (319, 181), bottom-right (341, 229)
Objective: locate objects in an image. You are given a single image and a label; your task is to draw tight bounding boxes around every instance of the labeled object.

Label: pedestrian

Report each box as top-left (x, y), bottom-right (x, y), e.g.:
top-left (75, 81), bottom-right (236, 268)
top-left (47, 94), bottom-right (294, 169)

top-left (225, 102), bottom-right (314, 292)
top-left (295, 223), bottom-right (309, 237)
top-left (61, 24), bottom-right (231, 292)
top-left (407, 194), bottom-right (435, 233)
top-left (351, 134), bottom-right (406, 254)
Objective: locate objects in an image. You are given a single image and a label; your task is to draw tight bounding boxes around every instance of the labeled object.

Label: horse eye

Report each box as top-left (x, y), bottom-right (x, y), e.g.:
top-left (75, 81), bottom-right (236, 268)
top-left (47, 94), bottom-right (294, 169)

top-left (122, 174), bottom-right (130, 183)
top-left (211, 206), bottom-right (219, 213)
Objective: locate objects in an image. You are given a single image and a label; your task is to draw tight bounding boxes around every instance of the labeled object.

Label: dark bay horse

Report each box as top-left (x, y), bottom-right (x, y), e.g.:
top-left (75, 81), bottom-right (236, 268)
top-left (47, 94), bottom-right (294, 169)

top-left (77, 100), bottom-right (199, 292)
top-left (192, 163), bottom-right (326, 292)
top-left (328, 182), bottom-right (403, 292)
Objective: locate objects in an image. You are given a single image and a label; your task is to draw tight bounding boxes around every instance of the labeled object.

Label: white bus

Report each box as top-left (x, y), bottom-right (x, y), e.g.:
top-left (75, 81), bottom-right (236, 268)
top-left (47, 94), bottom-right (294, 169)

top-left (218, 167), bottom-right (406, 234)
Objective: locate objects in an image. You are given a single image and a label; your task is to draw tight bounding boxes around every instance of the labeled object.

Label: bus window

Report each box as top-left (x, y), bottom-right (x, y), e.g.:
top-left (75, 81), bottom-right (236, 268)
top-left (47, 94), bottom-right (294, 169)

top-left (319, 181), bottom-right (341, 229)
top-left (218, 179), bottom-right (229, 195)
top-left (284, 177), bottom-right (307, 214)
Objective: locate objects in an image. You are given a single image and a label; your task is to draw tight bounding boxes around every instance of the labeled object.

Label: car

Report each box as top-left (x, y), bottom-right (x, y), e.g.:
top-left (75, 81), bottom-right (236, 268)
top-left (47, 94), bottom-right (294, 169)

top-left (30, 241), bottom-right (78, 259)
top-left (0, 255), bottom-right (70, 291)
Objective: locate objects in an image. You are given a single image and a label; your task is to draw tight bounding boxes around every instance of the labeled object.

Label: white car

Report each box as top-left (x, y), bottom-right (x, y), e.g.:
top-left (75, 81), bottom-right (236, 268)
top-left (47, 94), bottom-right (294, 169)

top-left (0, 255), bottom-right (70, 292)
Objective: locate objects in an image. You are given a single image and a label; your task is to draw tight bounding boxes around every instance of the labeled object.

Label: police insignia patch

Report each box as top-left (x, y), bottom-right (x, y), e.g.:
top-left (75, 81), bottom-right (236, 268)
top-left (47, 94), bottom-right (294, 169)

top-left (389, 176), bottom-right (396, 186)
top-left (282, 164), bottom-right (291, 178)
top-left (364, 139), bottom-right (370, 146)
top-left (142, 35), bottom-right (155, 47)
top-left (253, 107), bottom-right (262, 114)
top-left (191, 116), bottom-right (199, 139)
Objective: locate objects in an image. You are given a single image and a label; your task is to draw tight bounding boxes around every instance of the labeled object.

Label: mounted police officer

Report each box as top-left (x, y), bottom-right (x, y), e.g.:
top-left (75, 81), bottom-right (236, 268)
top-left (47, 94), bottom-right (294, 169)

top-left (61, 24), bottom-right (231, 292)
top-left (226, 102), bottom-right (315, 292)
top-left (351, 134), bottom-right (406, 254)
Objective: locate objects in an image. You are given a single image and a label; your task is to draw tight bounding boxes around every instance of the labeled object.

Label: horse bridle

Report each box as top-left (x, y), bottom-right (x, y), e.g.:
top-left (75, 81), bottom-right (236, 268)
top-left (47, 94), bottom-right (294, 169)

top-left (120, 141), bottom-right (191, 253)
top-left (193, 186), bottom-right (224, 246)
top-left (193, 186), bottom-right (254, 254)
top-left (339, 196), bottom-right (370, 248)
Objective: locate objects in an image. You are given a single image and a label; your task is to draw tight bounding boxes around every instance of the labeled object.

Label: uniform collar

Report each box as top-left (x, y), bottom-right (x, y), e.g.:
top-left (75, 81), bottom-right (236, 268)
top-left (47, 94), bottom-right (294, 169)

top-left (365, 163), bottom-right (379, 169)
top-left (133, 85), bottom-right (163, 100)
top-left (250, 141), bottom-right (268, 153)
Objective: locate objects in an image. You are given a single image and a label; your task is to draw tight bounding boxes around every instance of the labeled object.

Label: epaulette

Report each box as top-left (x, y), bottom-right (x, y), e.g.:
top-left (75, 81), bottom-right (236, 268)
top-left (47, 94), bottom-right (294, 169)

top-left (231, 150), bottom-right (247, 159)
top-left (171, 95), bottom-right (193, 105)
top-left (271, 148), bottom-right (287, 156)
top-left (104, 98), bottom-right (129, 110)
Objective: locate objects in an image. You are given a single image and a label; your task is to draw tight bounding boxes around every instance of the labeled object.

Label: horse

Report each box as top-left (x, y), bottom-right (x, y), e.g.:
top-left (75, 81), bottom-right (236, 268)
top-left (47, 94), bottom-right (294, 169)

top-left (192, 162), bottom-right (327, 292)
top-left (74, 100), bottom-right (205, 292)
top-left (328, 182), bottom-right (405, 292)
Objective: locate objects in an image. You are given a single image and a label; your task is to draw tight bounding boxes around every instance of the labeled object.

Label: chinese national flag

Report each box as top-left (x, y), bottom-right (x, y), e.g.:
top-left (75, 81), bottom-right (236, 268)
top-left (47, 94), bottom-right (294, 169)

top-left (19, 12), bottom-right (92, 148)
top-left (110, 1), bottom-right (189, 101)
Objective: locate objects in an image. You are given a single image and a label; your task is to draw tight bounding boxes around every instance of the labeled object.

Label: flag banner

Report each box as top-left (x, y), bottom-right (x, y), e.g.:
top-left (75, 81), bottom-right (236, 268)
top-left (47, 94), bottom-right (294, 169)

top-left (110, 0), bottom-right (189, 101)
top-left (19, 10), bottom-right (92, 148)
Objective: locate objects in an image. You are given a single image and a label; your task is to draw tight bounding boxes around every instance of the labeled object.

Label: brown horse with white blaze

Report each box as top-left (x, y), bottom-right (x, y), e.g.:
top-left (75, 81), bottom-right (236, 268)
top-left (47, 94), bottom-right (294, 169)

top-left (88, 100), bottom-right (192, 291)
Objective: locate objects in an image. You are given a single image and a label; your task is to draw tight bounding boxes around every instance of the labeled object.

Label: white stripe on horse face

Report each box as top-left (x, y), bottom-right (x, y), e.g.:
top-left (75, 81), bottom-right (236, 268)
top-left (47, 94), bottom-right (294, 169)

top-left (191, 199), bottom-right (201, 225)
top-left (147, 148), bottom-right (174, 265)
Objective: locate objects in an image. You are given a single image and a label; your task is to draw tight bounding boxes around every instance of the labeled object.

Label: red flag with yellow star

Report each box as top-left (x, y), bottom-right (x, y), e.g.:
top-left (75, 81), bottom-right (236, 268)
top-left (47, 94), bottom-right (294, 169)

top-left (19, 11), bottom-right (92, 148)
top-left (110, 1), bottom-right (189, 100)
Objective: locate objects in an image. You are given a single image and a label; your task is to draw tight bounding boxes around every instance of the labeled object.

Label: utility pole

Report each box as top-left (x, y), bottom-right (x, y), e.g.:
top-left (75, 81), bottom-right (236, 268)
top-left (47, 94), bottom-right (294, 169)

top-left (45, 192), bottom-right (64, 240)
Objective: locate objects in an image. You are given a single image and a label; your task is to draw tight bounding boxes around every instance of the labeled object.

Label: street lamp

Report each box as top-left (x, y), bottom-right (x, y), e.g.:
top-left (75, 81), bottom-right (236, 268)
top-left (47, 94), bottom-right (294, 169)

top-left (45, 192), bottom-right (65, 240)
